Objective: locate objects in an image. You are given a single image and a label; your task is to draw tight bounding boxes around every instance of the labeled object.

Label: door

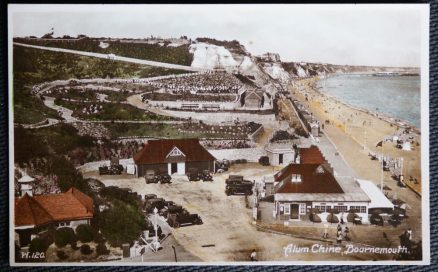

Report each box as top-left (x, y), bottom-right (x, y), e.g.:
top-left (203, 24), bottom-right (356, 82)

top-left (291, 204), bottom-right (299, 219)
top-left (171, 163), bottom-right (178, 174)
top-left (279, 153), bottom-right (283, 165)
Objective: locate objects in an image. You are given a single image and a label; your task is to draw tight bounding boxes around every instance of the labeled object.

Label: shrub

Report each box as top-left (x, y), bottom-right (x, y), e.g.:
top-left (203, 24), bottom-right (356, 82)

top-left (80, 244), bottom-right (93, 255)
top-left (57, 250), bottom-right (68, 260)
top-left (76, 224), bottom-right (94, 243)
top-left (54, 227), bottom-right (77, 248)
top-left (98, 200), bottom-right (146, 247)
top-left (70, 241), bottom-right (79, 250)
top-left (29, 237), bottom-right (47, 253)
top-left (96, 243), bottom-right (110, 256)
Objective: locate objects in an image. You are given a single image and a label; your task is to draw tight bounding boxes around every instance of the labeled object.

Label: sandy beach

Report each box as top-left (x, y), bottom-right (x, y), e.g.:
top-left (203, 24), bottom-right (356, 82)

top-left (288, 77), bottom-right (422, 195)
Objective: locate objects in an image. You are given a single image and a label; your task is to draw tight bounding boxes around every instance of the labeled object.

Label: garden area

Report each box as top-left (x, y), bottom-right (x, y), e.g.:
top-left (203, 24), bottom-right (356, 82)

top-left (54, 99), bottom-right (173, 121)
top-left (13, 45), bottom-right (187, 124)
top-left (105, 121), bottom-right (261, 139)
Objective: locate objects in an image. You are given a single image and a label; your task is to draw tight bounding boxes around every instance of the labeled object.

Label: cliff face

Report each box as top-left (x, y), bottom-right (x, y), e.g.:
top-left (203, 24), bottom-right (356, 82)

top-left (189, 38), bottom-right (419, 80)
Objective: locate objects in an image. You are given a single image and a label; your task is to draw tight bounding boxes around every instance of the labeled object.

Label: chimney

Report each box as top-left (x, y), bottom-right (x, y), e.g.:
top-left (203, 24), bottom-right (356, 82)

top-left (18, 174), bottom-right (35, 197)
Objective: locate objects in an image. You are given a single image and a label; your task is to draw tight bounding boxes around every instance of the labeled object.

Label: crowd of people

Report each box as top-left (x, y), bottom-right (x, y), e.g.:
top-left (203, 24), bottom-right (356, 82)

top-left (200, 139), bottom-right (254, 149)
top-left (139, 71), bottom-right (242, 94)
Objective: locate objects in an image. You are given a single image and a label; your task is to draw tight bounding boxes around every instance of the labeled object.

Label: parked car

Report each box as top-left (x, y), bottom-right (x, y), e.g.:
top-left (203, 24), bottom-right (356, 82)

top-left (99, 165), bottom-right (123, 175)
top-left (145, 171), bottom-right (172, 184)
top-left (216, 160), bottom-right (230, 172)
top-left (200, 170), bottom-right (213, 182)
top-left (187, 168), bottom-right (201, 181)
top-left (225, 175), bottom-right (253, 196)
top-left (144, 198), bottom-right (165, 213)
top-left (258, 156), bottom-right (270, 166)
top-left (167, 210), bottom-right (203, 228)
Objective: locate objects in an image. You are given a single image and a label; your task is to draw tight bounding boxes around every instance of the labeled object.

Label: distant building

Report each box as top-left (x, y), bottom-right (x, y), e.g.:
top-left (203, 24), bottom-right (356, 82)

top-left (265, 142), bottom-right (297, 166)
top-left (133, 139), bottom-right (216, 177)
top-left (259, 52), bottom-right (281, 63)
top-left (15, 188), bottom-right (94, 247)
top-left (244, 89), bottom-right (264, 108)
top-left (272, 146), bottom-right (371, 222)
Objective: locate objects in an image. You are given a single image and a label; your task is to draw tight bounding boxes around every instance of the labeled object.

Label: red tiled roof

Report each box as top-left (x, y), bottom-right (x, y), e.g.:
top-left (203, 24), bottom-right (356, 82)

top-left (300, 145), bottom-right (327, 164)
top-left (274, 163), bottom-right (344, 194)
top-left (15, 187), bottom-right (94, 227)
top-left (15, 194), bottom-right (53, 227)
top-left (133, 138), bottom-right (216, 165)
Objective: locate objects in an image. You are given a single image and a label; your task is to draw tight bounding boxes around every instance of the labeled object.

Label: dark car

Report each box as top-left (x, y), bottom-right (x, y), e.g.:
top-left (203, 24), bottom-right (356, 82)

top-left (99, 165), bottom-right (123, 175)
top-left (187, 168), bottom-right (201, 181)
top-left (225, 175), bottom-right (253, 195)
top-left (160, 204), bottom-right (184, 218)
top-left (200, 170), bottom-right (213, 182)
top-left (167, 210), bottom-right (203, 228)
top-left (258, 156), bottom-right (270, 166)
top-left (144, 198), bottom-right (165, 213)
top-left (144, 194), bottom-right (157, 201)
top-left (216, 160), bottom-right (230, 172)
top-left (370, 214), bottom-right (384, 226)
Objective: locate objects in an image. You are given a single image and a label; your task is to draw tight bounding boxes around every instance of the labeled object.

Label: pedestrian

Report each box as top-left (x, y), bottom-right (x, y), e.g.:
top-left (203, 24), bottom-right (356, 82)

top-left (340, 213), bottom-right (345, 225)
top-left (337, 223), bottom-right (342, 233)
top-left (250, 249), bottom-right (257, 261)
top-left (323, 224), bottom-right (329, 239)
top-left (344, 226), bottom-right (350, 241)
top-left (407, 228), bottom-right (413, 241)
top-left (337, 232), bottom-right (343, 244)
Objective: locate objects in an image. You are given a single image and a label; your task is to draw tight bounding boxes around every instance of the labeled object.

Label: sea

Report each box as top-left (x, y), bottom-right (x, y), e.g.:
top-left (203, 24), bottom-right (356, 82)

top-left (317, 74), bottom-right (421, 129)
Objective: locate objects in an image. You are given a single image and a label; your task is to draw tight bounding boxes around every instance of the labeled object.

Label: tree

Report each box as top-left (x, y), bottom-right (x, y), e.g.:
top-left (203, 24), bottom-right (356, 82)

top-left (54, 227), bottom-right (76, 248)
top-left (98, 200), bottom-right (146, 247)
top-left (76, 224), bottom-right (94, 243)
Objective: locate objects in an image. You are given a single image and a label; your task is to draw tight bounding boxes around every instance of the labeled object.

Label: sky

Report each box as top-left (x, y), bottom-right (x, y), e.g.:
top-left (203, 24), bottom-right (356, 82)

top-left (9, 4), bottom-right (428, 67)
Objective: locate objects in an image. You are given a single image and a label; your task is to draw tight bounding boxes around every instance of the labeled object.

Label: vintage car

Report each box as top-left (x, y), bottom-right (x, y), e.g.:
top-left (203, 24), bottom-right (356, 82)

top-left (167, 210), bottom-right (203, 228)
top-left (216, 159), bottom-right (230, 172)
top-left (225, 175), bottom-right (254, 196)
top-left (258, 156), bottom-right (270, 166)
top-left (145, 171), bottom-right (172, 184)
top-left (187, 168), bottom-right (201, 182)
top-left (98, 165), bottom-right (123, 175)
top-left (200, 170), bottom-right (213, 182)
top-left (144, 197), bottom-right (165, 213)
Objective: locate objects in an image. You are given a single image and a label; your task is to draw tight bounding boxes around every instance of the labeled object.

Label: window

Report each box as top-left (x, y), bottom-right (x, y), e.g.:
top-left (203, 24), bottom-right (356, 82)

top-left (315, 165), bottom-right (325, 174)
top-left (284, 204), bottom-right (291, 215)
top-left (349, 206), bottom-right (367, 213)
top-left (314, 205), bottom-right (331, 213)
top-left (279, 153), bottom-right (284, 164)
top-left (57, 221), bottom-right (71, 227)
top-left (292, 174), bottom-right (302, 183)
top-left (167, 147), bottom-right (185, 158)
top-left (299, 204), bottom-right (306, 214)
top-left (334, 205), bottom-right (348, 213)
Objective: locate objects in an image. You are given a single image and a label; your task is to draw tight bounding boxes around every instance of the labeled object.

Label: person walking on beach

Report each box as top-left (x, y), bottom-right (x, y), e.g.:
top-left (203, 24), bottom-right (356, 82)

top-left (250, 249), bottom-right (257, 261)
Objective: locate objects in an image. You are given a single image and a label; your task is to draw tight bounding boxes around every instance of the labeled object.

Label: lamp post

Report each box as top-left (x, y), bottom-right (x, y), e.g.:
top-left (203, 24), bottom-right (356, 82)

top-left (153, 207), bottom-right (160, 252)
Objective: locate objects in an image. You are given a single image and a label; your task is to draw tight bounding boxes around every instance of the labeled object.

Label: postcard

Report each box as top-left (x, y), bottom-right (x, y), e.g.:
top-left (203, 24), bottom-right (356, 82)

top-left (8, 4), bottom-right (430, 265)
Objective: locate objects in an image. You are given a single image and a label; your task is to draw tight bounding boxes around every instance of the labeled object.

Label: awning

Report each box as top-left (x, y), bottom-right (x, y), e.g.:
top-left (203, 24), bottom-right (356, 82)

top-left (357, 179), bottom-right (394, 210)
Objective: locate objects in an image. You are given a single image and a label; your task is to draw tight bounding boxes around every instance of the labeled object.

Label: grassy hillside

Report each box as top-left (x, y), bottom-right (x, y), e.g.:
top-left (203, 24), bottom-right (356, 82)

top-left (14, 38), bottom-right (193, 66)
top-left (13, 45), bottom-right (188, 124)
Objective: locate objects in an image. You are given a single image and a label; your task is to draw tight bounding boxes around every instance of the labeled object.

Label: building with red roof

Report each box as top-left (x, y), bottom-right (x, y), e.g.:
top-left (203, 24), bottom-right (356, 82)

top-left (14, 187), bottom-right (94, 247)
top-left (272, 145), bottom-right (370, 222)
top-left (133, 138), bottom-right (216, 177)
